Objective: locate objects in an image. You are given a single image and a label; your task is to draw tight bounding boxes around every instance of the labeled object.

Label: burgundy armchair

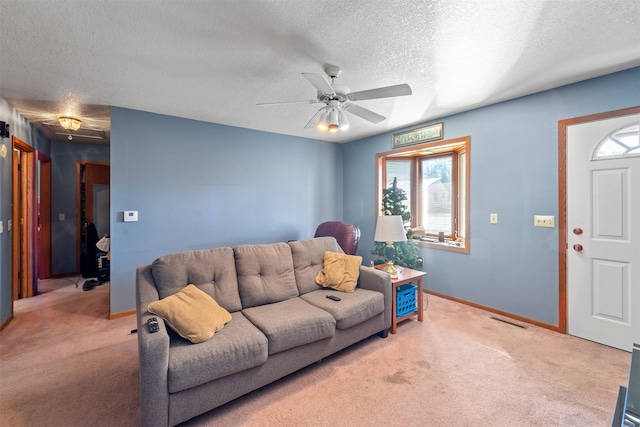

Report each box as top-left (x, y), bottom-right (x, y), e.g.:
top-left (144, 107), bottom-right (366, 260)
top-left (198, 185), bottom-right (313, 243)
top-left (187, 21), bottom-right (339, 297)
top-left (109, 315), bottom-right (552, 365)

top-left (314, 221), bottom-right (361, 255)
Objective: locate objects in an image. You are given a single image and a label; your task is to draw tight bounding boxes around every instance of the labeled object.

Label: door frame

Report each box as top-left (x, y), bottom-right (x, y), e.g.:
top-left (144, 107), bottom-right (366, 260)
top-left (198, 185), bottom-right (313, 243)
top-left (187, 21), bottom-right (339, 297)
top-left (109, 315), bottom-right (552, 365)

top-left (558, 105), bottom-right (640, 333)
top-left (11, 136), bottom-right (37, 301)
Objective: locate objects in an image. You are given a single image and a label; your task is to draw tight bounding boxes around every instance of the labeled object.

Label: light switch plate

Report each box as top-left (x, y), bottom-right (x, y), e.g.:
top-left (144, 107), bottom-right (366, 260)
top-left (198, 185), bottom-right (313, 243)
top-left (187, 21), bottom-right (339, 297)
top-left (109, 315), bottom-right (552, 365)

top-left (490, 213), bottom-right (498, 224)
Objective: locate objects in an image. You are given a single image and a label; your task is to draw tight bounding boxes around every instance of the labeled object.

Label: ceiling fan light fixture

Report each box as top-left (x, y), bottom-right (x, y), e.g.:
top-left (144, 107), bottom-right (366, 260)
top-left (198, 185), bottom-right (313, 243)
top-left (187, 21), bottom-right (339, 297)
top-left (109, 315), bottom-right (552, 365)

top-left (327, 108), bottom-right (341, 133)
top-left (338, 111), bottom-right (349, 131)
top-left (328, 108), bottom-right (339, 124)
top-left (259, 65), bottom-right (411, 135)
top-left (58, 116), bottom-right (81, 131)
top-left (316, 110), bottom-right (329, 132)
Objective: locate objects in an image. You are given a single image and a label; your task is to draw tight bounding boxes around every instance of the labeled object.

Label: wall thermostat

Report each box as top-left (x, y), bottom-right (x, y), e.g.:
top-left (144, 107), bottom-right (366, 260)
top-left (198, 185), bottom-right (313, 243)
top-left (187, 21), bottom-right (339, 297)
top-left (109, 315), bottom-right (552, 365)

top-left (124, 211), bottom-right (139, 222)
top-left (0, 121), bottom-right (9, 138)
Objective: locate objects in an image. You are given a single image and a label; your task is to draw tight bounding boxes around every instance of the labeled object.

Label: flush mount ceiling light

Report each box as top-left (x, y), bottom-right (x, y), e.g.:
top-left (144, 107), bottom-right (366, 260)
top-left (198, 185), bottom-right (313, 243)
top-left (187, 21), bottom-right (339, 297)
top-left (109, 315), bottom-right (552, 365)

top-left (58, 116), bottom-right (82, 131)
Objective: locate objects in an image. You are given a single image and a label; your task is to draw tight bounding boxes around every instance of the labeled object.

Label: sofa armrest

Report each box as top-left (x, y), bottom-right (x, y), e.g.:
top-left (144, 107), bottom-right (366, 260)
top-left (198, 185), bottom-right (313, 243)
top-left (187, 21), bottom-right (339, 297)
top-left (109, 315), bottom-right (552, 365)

top-left (136, 265), bottom-right (171, 427)
top-left (357, 266), bottom-right (392, 330)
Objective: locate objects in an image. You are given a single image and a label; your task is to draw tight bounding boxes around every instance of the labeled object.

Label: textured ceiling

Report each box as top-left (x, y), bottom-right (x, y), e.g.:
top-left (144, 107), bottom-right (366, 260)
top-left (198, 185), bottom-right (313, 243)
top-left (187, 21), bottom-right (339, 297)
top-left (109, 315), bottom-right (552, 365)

top-left (1, 0), bottom-right (639, 144)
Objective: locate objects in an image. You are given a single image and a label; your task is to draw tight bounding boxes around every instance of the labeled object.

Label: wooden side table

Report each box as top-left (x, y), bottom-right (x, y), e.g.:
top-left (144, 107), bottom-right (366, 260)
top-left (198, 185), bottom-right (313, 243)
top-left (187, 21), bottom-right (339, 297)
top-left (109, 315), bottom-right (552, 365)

top-left (375, 265), bottom-right (427, 334)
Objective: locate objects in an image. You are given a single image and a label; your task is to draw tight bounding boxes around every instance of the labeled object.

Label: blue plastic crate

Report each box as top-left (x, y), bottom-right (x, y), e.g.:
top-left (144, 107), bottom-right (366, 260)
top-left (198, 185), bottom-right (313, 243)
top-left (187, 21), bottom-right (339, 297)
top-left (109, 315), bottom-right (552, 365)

top-left (396, 283), bottom-right (417, 317)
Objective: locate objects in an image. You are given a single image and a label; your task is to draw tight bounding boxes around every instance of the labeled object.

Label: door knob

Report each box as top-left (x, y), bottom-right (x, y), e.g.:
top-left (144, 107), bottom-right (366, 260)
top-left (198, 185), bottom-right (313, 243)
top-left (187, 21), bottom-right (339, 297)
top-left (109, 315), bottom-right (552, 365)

top-left (573, 228), bottom-right (583, 235)
top-left (573, 244), bottom-right (583, 252)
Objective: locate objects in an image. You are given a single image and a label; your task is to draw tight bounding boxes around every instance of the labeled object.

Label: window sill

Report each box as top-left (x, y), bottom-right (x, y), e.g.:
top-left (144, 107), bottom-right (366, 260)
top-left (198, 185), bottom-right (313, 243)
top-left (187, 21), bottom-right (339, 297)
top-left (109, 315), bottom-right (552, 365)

top-left (415, 238), bottom-right (469, 254)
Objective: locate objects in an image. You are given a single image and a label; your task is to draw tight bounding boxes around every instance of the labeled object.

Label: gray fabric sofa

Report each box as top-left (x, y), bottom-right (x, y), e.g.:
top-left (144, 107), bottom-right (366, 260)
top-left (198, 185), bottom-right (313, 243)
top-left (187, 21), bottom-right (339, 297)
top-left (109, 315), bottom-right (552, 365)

top-left (136, 236), bottom-right (391, 427)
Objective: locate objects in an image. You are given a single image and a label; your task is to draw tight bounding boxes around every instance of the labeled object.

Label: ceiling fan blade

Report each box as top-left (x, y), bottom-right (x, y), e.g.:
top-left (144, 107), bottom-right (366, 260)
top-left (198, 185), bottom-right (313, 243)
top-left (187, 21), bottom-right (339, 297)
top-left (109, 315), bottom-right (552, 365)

top-left (302, 73), bottom-right (335, 96)
top-left (257, 99), bottom-right (319, 106)
top-left (348, 83), bottom-right (412, 101)
top-left (343, 103), bottom-right (386, 124)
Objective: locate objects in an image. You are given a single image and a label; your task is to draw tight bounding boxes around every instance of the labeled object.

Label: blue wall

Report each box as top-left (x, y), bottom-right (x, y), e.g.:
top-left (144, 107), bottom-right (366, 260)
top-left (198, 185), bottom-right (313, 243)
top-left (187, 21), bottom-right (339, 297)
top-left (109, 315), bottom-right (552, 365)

top-left (109, 108), bottom-right (343, 314)
top-left (50, 142), bottom-right (110, 274)
top-left (1, 67), bottom-right (638, 325)
top-left (0, 98), bottom-right (51, 327)
top-left (344, 67), bottom-right (640, 327)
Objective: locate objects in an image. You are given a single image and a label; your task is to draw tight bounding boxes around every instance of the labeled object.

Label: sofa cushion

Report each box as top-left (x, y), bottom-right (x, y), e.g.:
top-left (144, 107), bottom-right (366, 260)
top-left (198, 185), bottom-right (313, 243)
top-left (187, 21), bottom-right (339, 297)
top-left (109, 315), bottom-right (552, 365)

top-left (234, 242), bottom-right (299, 308)
top-left (242, 297), bottom-right (336, 355)
top-left (300, 288), bottom-right (385, 330)
top-left (148, 284), bottom-right (232, 343)
top-left (289, 237), bottom-right (342, 295)
top-left (315, 251), bottom-right (362, 293)
top-left (151, 248), bottom-right (242, 312)
top-left (167, 312), bottom-right (268, 393)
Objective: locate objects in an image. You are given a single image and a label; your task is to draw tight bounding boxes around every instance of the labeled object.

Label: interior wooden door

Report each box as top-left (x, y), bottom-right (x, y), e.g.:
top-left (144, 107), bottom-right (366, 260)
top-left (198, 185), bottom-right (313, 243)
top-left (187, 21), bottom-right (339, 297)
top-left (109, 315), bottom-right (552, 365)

top-left (37, 152), bottom-right (52, 279)
top-left (77, 162), bottom-right (110, 277)
top-left (11, 136), bottom-right (36, 300)
top-left (85, 163), bottom-right (110, 237)
top-left (12, 149), bottom-right (19, 303)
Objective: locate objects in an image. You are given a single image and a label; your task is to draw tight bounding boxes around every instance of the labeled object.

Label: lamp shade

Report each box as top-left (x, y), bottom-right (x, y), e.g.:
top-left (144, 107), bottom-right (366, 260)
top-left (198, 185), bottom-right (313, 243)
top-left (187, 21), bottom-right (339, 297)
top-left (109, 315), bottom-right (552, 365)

top-left (338, 110), bottom-right (349, 130)
top-left (316, 110), bottom-right (329, 132)
top-left (374, 215), bottom-right (407, 243)
top-left (327, 109), bottom-right (339, 133)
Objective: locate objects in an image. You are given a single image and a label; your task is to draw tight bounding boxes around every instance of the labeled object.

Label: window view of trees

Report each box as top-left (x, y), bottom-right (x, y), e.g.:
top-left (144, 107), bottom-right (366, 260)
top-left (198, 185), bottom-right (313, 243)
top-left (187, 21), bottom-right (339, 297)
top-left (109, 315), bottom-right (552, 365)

top-left (377, 136), bottom-right (470, 253)
top-left (420, 156), bottom-right (452, 234)
top-left (384, 160), bottom-right (411, 214)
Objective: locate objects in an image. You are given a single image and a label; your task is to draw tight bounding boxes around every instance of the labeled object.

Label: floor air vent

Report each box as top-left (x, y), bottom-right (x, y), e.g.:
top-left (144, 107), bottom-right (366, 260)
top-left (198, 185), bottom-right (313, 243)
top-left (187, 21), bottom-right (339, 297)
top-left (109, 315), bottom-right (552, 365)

top-left (490, 316), bottom-right (527, 329)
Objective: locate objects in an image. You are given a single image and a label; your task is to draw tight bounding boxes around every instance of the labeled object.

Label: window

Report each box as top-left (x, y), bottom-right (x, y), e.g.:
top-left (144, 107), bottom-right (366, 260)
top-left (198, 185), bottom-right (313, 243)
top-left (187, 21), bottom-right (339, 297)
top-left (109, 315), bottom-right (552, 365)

top-left (376, 136), bottom-right (470, 253)
top-left (384, 160), bottom-right (411, 213)
top-left (420, 155), bottom-right (453, 235)
top-left (593, 124), bottom-right (640, 159)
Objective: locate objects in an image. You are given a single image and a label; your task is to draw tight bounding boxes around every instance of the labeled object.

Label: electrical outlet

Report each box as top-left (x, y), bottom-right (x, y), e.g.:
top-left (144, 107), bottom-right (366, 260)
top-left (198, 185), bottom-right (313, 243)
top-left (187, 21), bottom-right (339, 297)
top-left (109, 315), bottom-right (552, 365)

top-left (534, 215), bottom-right (555, 228)
top-left (490, 213), bottom-right (498, 224)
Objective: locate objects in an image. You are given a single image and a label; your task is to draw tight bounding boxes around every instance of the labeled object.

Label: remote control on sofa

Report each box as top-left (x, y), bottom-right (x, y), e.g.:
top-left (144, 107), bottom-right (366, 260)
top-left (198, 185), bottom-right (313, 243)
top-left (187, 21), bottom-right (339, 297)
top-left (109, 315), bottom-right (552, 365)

top-left (148, 317), bottom-right (160, 333)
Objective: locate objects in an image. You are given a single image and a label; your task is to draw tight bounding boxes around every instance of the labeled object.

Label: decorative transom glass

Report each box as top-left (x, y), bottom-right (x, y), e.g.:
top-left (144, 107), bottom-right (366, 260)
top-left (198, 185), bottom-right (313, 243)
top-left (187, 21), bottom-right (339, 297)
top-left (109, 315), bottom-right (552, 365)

top-left (593, 124), bottom-right (640, 159)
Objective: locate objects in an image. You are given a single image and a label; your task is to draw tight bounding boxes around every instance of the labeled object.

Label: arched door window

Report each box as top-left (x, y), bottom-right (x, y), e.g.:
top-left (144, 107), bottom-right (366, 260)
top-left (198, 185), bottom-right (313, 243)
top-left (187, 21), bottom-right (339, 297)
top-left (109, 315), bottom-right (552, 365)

top-left (592, 123), bottom-right (640, 159)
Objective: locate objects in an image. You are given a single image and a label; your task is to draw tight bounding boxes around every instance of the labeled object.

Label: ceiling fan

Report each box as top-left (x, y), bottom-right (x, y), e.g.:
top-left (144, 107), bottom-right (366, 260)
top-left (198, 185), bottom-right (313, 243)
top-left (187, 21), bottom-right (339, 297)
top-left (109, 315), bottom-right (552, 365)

top-left (257, 65), bottom-right (412, 133)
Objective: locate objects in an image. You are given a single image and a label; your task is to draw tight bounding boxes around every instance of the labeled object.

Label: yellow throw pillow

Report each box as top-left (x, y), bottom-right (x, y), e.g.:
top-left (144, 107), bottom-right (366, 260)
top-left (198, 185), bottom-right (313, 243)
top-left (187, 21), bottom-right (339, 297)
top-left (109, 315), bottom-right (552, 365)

top-left (147, 284), bottom-right (232, 343)
top-left (315, 251), bottom-right (362, 293)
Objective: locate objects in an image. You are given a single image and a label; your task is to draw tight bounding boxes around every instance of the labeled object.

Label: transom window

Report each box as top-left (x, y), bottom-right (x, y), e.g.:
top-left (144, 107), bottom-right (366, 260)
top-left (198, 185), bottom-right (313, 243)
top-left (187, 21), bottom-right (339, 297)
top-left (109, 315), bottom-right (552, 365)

top-left (593, 124), bottom-right (640, 159)
top-left (376, 136), bottom-right (470, 253)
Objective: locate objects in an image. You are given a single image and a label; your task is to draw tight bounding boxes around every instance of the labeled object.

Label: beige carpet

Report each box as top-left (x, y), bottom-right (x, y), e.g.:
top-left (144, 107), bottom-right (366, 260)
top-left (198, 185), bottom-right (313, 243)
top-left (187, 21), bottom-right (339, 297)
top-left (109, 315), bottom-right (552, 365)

top-left (0, 277), bottom-right (631, 426)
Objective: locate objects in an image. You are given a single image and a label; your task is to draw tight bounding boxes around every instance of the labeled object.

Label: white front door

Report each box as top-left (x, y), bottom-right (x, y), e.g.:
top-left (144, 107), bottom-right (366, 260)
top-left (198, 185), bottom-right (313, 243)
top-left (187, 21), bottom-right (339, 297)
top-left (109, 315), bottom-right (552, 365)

top-left (567, 113), bottom-right (640, 352)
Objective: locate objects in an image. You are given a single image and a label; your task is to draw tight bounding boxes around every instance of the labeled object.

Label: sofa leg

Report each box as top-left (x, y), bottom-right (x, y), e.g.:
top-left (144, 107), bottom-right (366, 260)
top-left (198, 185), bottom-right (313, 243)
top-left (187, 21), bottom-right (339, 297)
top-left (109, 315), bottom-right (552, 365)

top-left (378, 329), bottom-right (389, 338)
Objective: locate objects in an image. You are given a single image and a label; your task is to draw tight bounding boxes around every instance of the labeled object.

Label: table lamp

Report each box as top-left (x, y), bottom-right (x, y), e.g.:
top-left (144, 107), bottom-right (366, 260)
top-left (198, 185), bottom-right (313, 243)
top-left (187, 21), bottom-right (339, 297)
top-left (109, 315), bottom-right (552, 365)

top-left (374, 215), bottom-right (407, 278)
